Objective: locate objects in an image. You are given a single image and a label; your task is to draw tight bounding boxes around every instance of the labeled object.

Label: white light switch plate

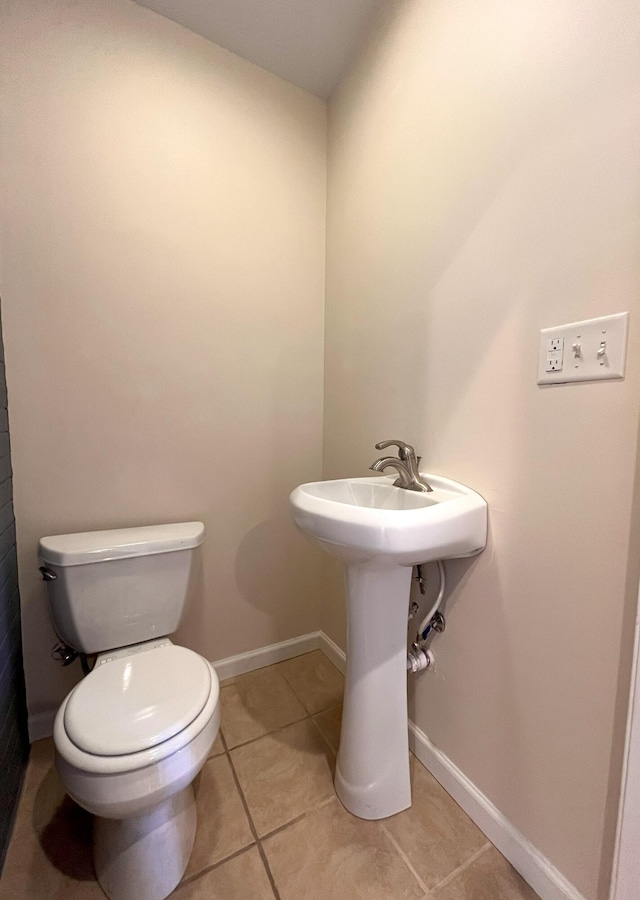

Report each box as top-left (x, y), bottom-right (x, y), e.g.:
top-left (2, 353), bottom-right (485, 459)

top-left (537, 312), bottom-right (629, 384)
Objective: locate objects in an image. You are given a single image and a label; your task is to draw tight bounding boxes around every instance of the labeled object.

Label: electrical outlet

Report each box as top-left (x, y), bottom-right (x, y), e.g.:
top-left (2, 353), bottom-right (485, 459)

top-left (545, 337), bottom-right (564, 372)
top-left (538, 313), bottom-right (629, 384)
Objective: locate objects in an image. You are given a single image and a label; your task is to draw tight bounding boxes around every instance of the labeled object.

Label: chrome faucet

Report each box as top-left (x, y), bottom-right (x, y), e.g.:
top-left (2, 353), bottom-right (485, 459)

top-left (370, 440), bottom-right (433, 492)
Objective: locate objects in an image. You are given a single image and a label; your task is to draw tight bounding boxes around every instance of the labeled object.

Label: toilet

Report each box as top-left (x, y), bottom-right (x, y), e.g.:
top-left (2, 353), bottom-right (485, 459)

top-left (38, 522), bottom-right (220, 900)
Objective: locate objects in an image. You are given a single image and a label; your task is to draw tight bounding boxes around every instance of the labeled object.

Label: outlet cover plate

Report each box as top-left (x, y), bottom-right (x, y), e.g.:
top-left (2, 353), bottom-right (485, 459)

top-left (537, 312), bottom-right (629, 385)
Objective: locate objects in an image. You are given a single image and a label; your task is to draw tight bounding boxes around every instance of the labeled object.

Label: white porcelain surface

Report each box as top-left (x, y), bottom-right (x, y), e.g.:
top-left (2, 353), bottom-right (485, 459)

top-left (290, 472), bottom-right (487, 820)
top-left (94, 786), bottom-right (197, 900)
top-left (64, 644), bottom-right (212, 756)
top-left (290, 473), bottom-right (487, 565)
top-left (38, 521), bottom-right (205, 566)
top-left (44, 522), bottom-right (218, 899)
top-left (55, 698), bottom-right (219, 818)
top-left (334, 563), bottom-right (413, 819)
top-left (55, 653), bottom-right (220, 778)
top-left (41, 539), bottom-right (203, 655)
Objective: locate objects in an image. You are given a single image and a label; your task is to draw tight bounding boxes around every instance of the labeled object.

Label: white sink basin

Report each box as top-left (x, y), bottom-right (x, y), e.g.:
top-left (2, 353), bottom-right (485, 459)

top-left (290, 473), bottom-right (487, 566)
top-left (290, 470), bottom-right (487, 821)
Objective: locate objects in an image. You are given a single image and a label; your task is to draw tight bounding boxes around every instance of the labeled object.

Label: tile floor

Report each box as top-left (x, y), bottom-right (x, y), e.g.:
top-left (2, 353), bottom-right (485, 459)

top-left (0, 650), bottom-right (539, 899)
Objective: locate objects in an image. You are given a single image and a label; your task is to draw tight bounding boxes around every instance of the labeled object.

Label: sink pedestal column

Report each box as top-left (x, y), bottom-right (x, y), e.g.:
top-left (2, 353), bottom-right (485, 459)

top-left (335, 562), bottom-right (413, 820)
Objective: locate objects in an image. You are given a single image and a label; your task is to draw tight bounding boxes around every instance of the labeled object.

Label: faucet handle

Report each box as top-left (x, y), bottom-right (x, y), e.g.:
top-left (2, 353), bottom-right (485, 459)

top-left (374, 439), bottom-right (416, 460)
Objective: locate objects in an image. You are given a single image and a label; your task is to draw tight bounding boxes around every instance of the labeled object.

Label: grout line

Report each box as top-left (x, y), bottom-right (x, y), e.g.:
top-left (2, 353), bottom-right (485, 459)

top-left (260, 796), bottom-right (338, 843)
top-left (221, 653), bottom-right (343, 741)
top-left (252, 825), bottom-right (282, 897)
top-left (177, 843), bottom-right (256, 890)
top-left (314, 702), bottom-right (343, 713)
top-left (307, 701), bottom-right (344, 717)
top-left (223, 700), bottom-right (343, 756)
top-left (211, 660), bottom-right (343, 896)
top-left (260, 811), bottom-right (310, 842)
top-left (207, 746), bottom-right (226, 760)
top-left (222, 730), bottom-right (282, 900)
top-left (428, 842), bottom-right (492, 895)
top-left (308, 711), bottom-right (339, 756)
top-left (277, 668), bottom-right (315, 715)
top-left (274, 653), bottom-right (344, 718)
top-left (223, 712), bottom-right (310, 753)
top-left (380, 822), bottom-right (430, 896)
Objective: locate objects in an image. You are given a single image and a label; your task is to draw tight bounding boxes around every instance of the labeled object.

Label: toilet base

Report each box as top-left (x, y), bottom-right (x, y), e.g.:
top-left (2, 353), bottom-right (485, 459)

top-left (94, 785), bottom-right (197, 900)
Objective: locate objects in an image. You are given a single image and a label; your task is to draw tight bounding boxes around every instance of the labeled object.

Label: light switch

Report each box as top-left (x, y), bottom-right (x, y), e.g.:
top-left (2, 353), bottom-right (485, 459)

top-left (538, 312), bottom-right (629, 385)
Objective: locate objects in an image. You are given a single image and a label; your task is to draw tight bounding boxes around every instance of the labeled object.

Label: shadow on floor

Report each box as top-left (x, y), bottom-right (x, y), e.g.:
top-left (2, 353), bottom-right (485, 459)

top-left (34, 763), bottom-right (96, 882)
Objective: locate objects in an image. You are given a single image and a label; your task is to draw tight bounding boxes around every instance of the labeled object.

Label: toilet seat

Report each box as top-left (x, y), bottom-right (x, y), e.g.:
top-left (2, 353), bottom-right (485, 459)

top-left (64, 644), bottom-right (211, 756)
top-left (54, 645), bottom-right (220, 775)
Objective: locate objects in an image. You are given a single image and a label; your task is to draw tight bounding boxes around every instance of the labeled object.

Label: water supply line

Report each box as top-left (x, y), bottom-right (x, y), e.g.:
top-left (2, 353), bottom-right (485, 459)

top-left (51, 642), bottom-right (95, 675)
top-left (416, 559), bottom-right (446, 642)
top-left (80, 654), bottom-right (96, 675)
top-left (407, 560), bottom-right (446, 674)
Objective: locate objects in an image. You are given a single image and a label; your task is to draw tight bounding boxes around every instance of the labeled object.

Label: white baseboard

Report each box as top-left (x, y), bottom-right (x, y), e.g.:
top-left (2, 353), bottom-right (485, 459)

top-left (211, 631), bottom-right (324, 681)
top-left (27, 629), bottom-right (585, 900)
top-left (316, 631), bottom-right (346, 675)
top-left (407, 718), bottom-right (586, 900)
top-left (28, 631), bottom-right (326, 741)
top-left (314, 632), bottom-right (583, 900)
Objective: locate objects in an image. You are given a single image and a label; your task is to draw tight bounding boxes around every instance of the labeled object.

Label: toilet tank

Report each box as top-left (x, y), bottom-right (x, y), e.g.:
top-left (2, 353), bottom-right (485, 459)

top-left (38, 522), bottom-right (205, 655)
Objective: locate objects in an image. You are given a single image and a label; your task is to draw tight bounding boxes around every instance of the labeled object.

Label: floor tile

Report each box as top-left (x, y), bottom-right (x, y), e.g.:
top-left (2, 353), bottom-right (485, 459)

top-left (277, 651), bottom-right (344, 714)
top-left (1, 687), bottom-right (542, 900)
top-left (178, 846), bottom-right (275, 899)
top-left (11, 739), bottom-right (55, 824)
top-left (312, 704), bottom-right (342, 753)
top-left (220, 666), bottom-right (307, 749)
top-left (184, 754), bottom-right (254, 879)
top-left (382, 755), bottom-right (487, 889)
top-left (431, 846), bottom-right (540, 899)
top-left (0, 742), bottom-right (102, 899)
top-left (230, 719), bottom-right (335, 836)
top-left (263, 798), bottom-right (424, 900)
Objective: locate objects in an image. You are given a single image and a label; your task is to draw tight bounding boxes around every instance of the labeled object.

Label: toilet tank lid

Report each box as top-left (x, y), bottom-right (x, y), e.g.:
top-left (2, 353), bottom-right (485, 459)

top-left (38, 522), bottom-right (205, 567)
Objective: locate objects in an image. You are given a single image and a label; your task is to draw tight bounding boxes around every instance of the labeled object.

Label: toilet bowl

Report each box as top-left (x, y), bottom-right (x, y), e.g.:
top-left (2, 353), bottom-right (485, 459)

top-left (54, 640), bottom-right (221, 900)
top-left (38, 522), bottom-right (219, 900)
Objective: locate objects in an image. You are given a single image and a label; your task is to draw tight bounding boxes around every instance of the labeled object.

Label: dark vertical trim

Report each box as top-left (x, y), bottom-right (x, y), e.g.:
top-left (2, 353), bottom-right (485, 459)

top-left (0, 300), bottom-right (29, 874)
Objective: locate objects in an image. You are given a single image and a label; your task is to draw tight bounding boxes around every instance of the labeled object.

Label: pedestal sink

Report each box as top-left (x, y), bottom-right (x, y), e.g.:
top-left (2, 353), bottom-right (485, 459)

top-left (290, 473), bottom-right (487, 820)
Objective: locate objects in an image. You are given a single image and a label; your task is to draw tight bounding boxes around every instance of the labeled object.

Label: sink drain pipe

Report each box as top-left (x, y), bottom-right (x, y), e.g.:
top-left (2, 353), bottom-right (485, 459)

top-left (406, 560), bottom-right (446, 674)
top-left (407, 646), bottom-right (434, 673)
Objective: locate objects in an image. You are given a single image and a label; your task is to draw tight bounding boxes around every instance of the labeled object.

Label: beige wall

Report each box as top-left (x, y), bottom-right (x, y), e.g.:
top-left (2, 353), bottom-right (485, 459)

top-left (0, 0), bottom-right (327, 720)
top-left (324, 1), bottom-right (640, 897)
top-left (3, 1), bottom-right (640, 895)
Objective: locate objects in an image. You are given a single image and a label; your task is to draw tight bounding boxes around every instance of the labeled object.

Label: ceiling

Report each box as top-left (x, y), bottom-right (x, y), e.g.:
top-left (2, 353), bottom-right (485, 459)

top-left (134, 0), bottom-right (383, 99)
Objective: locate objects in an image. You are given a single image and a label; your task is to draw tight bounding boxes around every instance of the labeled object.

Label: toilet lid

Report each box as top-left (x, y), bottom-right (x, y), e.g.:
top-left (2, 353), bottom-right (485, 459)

top-left (64, 644), bottom-right (212, 756)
